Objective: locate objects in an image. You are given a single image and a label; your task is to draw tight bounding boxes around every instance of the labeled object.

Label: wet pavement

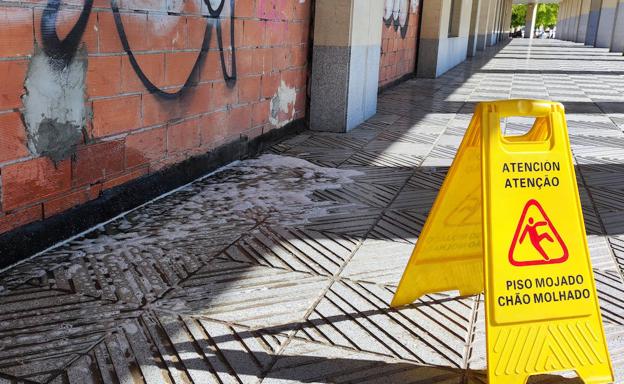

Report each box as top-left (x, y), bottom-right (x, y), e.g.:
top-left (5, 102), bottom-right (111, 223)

top-left (2, 39), bottom-right (624, 383)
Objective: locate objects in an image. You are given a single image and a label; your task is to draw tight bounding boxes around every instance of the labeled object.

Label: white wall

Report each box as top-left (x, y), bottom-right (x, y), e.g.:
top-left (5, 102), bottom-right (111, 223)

top-left (435, 0), bottom-right (474, 77)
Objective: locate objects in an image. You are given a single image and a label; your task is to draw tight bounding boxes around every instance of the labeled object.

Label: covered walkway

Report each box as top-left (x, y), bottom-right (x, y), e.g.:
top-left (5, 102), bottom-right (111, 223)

top-left (1, 39), bottom-right (624, 383)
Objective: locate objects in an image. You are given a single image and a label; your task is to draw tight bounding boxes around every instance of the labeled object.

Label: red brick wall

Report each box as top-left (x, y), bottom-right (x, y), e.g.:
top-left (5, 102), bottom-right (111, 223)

top-left (379, 2), bottom-right (420, 88)
top-left (0, 0), bottom-right (310, 234)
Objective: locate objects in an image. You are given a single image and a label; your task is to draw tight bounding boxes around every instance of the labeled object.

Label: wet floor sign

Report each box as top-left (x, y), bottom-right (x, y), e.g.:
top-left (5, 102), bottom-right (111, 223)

top-left (391, 100), bottom-right (614, 384)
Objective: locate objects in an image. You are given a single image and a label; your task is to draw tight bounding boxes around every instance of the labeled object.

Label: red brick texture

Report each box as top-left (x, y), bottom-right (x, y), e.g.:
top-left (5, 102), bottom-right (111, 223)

top-left (0, 0), bottom-right (311, 234)
top-left (379, 6), bottom-right (420, 88)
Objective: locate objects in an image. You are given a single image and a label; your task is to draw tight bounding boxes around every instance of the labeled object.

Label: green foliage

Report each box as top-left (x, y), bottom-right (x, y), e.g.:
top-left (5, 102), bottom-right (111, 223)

top-left (511, 3), bottom-right (559, 29)
top-left (536, 3), bottom-right (559, 28)
top-left (511, 4), bottom-right (527, 28)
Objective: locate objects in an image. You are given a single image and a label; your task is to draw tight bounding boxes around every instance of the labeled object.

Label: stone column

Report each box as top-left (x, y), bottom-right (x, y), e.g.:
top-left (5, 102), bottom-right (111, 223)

top-left (577, 0), bottom-right (592, 41)
top-left (468, 0), bottom-right (482, 56)
top-left (610, 0), bottom-right (624, 51)
top-left (596, 0), bottom-right (618, 46)
top-left (477, 0), bottom-right (493, 49)
top-left (585, 0), bottom-right (602, 45)
top-left (309, 0), bottom-right (383, 132)
top-left (525, 3), bottom-right (538, 38)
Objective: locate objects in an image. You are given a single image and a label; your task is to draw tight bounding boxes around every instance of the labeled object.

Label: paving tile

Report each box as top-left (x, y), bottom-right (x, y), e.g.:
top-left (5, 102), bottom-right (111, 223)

top-left (219, 226), bottom-right (359, 277)
top-left (340, 239), bottom-right (413, 286)
top-left (295, 279), bottom-right (475, 367)
top-left (263, 339), bottom-right (463, 384)
top-left (151, 260), bottom-right (331, 329)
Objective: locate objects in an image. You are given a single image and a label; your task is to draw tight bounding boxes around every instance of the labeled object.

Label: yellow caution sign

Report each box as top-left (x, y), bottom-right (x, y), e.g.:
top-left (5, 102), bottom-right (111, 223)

top-left (392, 100), bottom-right (613, 384)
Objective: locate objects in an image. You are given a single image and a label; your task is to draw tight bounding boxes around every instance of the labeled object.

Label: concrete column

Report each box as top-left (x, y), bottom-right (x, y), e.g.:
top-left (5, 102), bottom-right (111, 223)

top-left (309, 0), bottom-right (383, 132)
top-left (558, 0), bottom-right (566, 39)
top-left (504, 0), bottom-right (513, 38)
top-left (565, 0), bottom-right (575, 40)
top-left (417, 0), bottom-right (474, 78)
top-left (488, 0), bottom-right (501, 44)
top-left (561, 0), bottom-right (571, 39)
top-left (571, 0), bottom-right (582, 41)
top-left (586, 0), bottom-right (602, 45)
top-left (556, 0), bottom-right (563, 36)
top-left (565, 0), bottom-right (573, 40)
top-left (496, 0), bottom-right (504, 42)
top-left (468, 0), bottom-right (482, 56)
top-left (494, 0), bottom-right (502, 41)
top-left (477, 0), bottom-right (493, 49)
top-left (525, 3), bottom-right (538, 38)
top-left (577, 0), bottom-right (592, 41)
top-left (596, 0), bottom-right (618, 46)
top-left (610, 0), bottom-right (624, 51)
top-left (497, 0), bottom-right (505, 41)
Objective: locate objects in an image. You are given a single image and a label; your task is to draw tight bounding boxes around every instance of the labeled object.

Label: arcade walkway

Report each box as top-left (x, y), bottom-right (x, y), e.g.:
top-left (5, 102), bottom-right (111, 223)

top-left (2, 39), bottom-right (624, 383)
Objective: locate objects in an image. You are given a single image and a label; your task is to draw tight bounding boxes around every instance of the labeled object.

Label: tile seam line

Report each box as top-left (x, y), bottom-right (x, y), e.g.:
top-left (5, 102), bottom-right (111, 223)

top-left (0, 161), bottom-right (240, 275)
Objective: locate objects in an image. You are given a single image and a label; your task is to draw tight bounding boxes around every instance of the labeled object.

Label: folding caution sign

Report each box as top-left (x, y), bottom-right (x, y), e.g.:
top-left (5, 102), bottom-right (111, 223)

top-left (391, 100), bottom-right (613, 384)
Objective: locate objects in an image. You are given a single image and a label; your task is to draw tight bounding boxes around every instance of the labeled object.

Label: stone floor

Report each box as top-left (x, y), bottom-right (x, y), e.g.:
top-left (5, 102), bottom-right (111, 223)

top-left (2, 39), bottom-right (624, 383)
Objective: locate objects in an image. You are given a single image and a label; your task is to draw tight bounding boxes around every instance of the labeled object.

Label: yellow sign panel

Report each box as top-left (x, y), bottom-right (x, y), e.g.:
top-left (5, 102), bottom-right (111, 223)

top-left (392, 100), bottom-right (613, 384)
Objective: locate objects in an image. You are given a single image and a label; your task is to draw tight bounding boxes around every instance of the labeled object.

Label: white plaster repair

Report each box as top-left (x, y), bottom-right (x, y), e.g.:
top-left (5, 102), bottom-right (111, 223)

top-left (269, 80), bottom-right (297, 128)
top-left (22, 47), bottom-right (87, 161)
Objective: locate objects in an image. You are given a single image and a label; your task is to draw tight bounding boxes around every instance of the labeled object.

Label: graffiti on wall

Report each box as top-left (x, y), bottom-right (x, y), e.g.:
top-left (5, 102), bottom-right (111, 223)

top-left (384, 0), bottom-right (419, 38)
top-left (112, 0), bottom-right (237, 98)
top-left (23, 0), bottom-right (238, 161)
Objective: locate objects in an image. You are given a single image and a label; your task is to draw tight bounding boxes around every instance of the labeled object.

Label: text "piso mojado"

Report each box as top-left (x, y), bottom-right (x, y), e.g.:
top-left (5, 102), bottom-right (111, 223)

top-left (498, 274), bottom-right (591, 307)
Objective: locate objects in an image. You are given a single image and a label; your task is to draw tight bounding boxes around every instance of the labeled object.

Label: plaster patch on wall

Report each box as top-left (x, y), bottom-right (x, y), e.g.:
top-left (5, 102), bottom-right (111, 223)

top-left (269, 80), bottom-right (297, 128)
top-left (22, 46), bottom-right (87, 162)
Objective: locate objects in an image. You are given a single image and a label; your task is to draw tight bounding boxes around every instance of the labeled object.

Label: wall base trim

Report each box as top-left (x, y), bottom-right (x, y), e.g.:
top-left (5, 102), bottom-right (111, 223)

top-left (378, 72), bottom-right (416, 94)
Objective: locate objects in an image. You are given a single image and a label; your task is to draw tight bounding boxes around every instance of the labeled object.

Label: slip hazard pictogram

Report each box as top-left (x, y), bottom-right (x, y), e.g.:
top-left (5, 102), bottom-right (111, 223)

top-left (509, 199), bottom-right (568, 266)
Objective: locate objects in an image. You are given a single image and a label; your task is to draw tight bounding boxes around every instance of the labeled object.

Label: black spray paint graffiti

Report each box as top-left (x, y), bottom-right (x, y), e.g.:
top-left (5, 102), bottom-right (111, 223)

top-left (40, 0), bottom-right (237, 99)
top-left (384, 0), bottom-right (418, 38)
top-left (41, 0), bottom-right (94, 69)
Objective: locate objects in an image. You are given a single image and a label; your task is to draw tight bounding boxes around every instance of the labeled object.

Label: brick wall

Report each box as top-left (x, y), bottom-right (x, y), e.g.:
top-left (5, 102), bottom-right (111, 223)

top-left (0, 0), bottom-right (310, 234)
top-left (379, 2), bottom-right (420, 88)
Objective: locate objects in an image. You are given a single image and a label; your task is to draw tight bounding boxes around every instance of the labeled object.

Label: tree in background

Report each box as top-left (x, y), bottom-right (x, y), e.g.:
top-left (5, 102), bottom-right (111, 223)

top-left (536, 3), bottom-right (559, 28)
top-left (511, 3), bottom-right (559, 29)
top-left (511, 4), bottom-right (527, 28)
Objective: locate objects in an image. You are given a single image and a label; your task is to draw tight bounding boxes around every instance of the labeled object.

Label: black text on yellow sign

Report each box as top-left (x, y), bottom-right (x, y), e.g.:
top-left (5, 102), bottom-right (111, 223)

top-left (391, 100), bottom-right (613, 384)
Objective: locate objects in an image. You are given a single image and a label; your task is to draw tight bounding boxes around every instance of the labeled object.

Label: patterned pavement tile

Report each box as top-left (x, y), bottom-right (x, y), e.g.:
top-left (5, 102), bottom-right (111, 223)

top-left (367, 209), bottom-right (426, 243)
top-left (151, 260), bottom-right (331, 329)
top-left (340, 239), bottom-right (414, 286)
top-left (219, 226), bottom-right (359, 277)
top-left (263, 339), bottom-right (463, 384)
top-left (53, 313), bottom-right (289, 384)
top-left (295, 279), bottom-right (475, 367)
top-left (0, 286), bottom-right (140, 382)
